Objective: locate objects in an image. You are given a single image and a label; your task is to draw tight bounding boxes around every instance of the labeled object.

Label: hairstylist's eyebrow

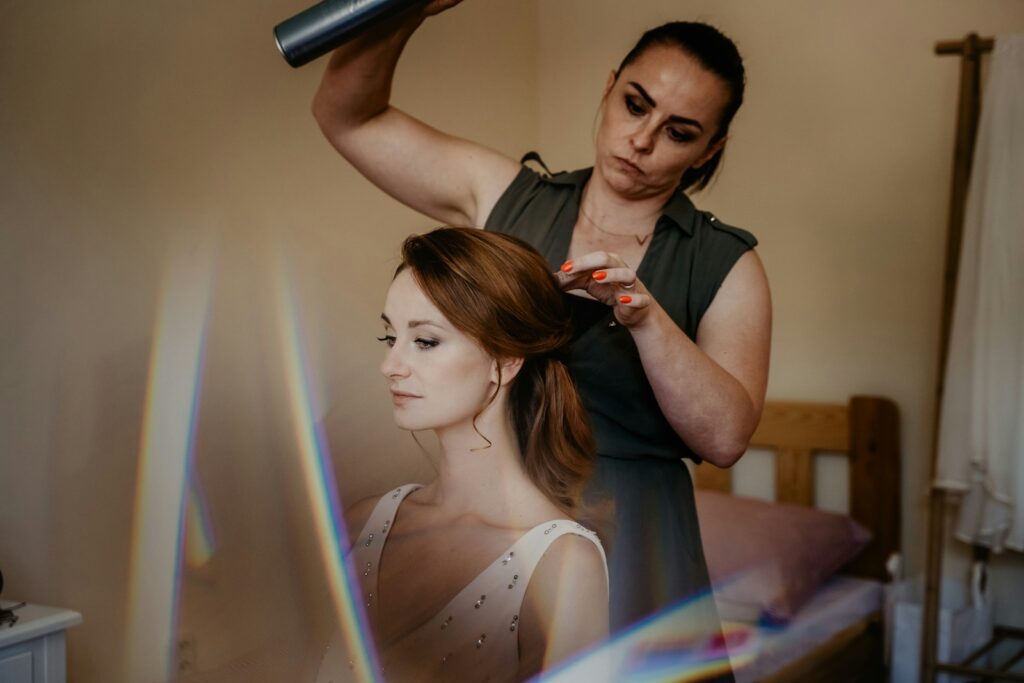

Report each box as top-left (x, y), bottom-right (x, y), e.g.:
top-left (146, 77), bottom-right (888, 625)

top-left (380, 313), bottom-right (444, 330)
top-left (628, 81), bottom-right (705, 132)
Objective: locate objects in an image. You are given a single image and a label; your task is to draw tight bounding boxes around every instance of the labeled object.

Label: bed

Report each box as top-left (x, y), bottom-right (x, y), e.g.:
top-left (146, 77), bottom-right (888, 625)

top-left (693, 395), bottom-right (901, 683)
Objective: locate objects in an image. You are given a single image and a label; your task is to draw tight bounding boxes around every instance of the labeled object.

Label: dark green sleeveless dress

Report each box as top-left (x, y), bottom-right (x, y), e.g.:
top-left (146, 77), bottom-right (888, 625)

top-left (484, 165), bottom-right (757, 638)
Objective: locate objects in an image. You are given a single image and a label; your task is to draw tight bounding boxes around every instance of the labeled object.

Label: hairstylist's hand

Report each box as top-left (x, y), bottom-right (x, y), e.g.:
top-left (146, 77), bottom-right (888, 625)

top-left (423, 0), bottom-right (465, 17)
top-left (555, 251), bottom-right (653, 328)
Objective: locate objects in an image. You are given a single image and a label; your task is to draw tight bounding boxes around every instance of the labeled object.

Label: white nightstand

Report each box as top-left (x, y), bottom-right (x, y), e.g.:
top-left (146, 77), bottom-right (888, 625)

top-left (0, 602), bottom-right (82, 683)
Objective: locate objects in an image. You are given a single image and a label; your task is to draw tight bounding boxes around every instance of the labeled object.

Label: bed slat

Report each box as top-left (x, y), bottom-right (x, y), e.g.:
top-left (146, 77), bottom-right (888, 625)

top-left (693, 460), bottom-right (732, 492)
top-left (776, 447), bottom-right (815, 506)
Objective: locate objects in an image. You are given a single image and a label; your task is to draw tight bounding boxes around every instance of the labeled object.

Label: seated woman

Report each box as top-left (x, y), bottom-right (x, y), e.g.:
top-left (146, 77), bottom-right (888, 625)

top-left (316, 228), bottom-right (609, 682)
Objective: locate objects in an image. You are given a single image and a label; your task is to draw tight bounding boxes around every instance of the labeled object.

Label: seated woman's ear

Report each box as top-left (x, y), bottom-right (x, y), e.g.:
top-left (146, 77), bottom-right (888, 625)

top-left (492, 356), bottom-right (526, 387)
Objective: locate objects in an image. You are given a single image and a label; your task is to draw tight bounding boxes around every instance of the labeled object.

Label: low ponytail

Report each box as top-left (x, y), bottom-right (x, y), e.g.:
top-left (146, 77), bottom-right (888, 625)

top-left (510, 356), bottom-right (595, 514)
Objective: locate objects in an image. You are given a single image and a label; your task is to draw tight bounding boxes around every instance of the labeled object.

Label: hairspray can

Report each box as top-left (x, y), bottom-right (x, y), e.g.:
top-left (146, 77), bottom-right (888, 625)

top-left (274, 0), bottom-right (426, 68)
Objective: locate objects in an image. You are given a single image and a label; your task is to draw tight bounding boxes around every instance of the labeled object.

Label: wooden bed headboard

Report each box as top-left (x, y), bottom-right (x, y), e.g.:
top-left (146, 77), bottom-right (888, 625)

top-left (694, 396), bottom-right (901, 581)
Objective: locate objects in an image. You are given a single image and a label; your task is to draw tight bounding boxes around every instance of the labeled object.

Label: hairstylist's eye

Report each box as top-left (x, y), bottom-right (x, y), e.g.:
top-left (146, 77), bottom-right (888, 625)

top-left (414, 338), bottom-right (439, 350)
top-left (624, 95), bottom-right (645, 116)
top-left (376, 335), bottom-right (396, 347)
top-left (666, 127), bottom-right (696, 143)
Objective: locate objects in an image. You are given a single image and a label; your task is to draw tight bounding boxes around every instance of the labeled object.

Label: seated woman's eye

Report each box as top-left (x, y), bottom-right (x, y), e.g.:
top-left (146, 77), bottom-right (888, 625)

top-left (625, 96), bottom-right (645, 116)
top-left (415, 338), bottom-right (439, 349)
top-left (376, 335), bottom-right (396, 347)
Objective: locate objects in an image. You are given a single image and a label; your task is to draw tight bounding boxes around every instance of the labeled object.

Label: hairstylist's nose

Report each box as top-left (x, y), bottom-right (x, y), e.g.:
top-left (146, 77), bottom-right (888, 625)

top-left (631, 124), bottom-right (655, 153)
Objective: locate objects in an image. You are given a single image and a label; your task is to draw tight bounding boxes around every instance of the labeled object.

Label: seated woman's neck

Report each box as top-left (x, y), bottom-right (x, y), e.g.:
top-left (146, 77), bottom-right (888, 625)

top-left (424, 410), bottom-right (541, 525)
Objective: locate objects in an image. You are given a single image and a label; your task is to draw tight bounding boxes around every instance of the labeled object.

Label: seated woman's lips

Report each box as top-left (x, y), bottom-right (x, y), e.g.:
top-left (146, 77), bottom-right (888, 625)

top-left (390, 389), bottom-right (420, 406)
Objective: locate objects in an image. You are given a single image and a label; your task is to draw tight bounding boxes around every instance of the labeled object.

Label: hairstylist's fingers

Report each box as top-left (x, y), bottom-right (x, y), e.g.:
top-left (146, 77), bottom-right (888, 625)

top-left (558, 250), bottom-right (626, 275)
top-left (423, 0), bottom-right (465, 16)
top-left (615, 291), bottom-right (648, 307)
top-left (589, 267), bottom-right (640, 290)
top-left (553, 266), bottom-right (589, 291)
top-left (555, 252), bottom-right (630, 290)
top-left (614, 292), bottom-right (651, 326)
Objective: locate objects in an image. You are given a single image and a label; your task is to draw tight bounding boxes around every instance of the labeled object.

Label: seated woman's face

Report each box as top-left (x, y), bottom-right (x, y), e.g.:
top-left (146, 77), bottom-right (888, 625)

top-left (378, 270), bottom-right (497, 433)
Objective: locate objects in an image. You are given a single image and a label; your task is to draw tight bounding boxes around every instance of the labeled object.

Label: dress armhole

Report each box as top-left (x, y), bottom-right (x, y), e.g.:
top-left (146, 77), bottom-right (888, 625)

top-left (483, 165), bottom-right (543, 236)
top-left (691, 217), bottom-right (760, 334)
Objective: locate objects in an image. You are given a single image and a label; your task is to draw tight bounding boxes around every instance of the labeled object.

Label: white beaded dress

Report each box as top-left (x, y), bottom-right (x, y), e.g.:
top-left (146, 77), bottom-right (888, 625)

top-left (315, 484), bottom-right (608, 683)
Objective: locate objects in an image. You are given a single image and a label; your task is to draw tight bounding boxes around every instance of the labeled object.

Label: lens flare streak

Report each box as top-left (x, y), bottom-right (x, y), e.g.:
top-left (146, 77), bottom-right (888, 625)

top-left (125, 233), bottom-right (216, 683)
top-left (537, 589), bottom-right (753, 683)
top-left (185, 475), bottom-right (217, 570)
top-left (274, 247), bottom-right (381, 683)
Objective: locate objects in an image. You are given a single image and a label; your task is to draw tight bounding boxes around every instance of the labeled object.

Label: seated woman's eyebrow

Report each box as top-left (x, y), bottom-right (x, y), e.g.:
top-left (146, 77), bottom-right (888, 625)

top-left (380, 313), bottom-right (444, 330)
top-left (407, 319), bottom-right (444, 330)
top-left (627, 81), bottom-right (705, 132)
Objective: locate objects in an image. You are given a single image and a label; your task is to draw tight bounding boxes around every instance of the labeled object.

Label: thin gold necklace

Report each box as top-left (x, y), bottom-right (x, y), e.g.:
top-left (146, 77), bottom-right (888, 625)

top-left (578, 200), bottom-right (657, 246)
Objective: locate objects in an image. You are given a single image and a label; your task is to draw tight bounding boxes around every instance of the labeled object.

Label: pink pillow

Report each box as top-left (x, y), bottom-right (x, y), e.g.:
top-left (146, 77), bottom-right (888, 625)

top-left (695, 489), bottom-right (871, 623)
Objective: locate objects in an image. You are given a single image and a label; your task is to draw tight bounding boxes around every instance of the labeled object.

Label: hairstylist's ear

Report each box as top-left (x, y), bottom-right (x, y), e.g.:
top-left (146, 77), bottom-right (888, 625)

top-left (693, 136), bottom-right (727, 169)
top-left (602, 69), bottom-right (617, 99)
top-left (491, 356), bottom-right (525, 387)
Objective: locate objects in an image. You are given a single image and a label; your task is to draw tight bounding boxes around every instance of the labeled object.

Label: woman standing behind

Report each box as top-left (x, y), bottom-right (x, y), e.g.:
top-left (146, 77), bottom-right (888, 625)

top-left (312, 0), bottom-right (771, 643)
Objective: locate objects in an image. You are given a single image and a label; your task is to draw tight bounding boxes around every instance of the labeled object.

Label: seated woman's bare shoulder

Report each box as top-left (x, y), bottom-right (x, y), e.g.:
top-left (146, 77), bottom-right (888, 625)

top-left (517, 532), bottom-right (609, 678)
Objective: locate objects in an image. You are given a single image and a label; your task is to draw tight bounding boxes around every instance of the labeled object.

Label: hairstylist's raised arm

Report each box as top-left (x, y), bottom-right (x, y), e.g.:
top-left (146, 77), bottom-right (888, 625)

top-left (311, 0), bottom-right (520, 228)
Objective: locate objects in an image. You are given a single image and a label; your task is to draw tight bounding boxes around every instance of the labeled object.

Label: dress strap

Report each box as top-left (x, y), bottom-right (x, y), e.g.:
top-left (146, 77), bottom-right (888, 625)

top-left (498, 520), bottom-right (609, 620)
top-left (527, 521), bottom-right (608, 589)
top-left (349, 484), bottom-right (422, 616)
top-left (355, 484), bottom-right (423, 548)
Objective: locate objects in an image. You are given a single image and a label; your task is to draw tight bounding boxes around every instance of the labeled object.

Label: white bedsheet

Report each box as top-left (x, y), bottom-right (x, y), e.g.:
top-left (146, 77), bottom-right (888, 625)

top-left (722, 575), bottom-right (883, 682)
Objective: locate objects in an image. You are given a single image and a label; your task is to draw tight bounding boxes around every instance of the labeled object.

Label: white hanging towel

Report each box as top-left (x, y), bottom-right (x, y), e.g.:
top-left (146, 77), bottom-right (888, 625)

top-left (934, 34), bottom-right (1024, 553)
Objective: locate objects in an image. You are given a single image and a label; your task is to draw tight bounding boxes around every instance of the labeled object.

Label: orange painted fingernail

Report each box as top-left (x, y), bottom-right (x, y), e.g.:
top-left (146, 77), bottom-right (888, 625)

top-left (560, 261), bottom-right (574, 273)
top-left (619, 295), bottom-right (632, 304)
top-left (593, 271), bottom-right (607, 281)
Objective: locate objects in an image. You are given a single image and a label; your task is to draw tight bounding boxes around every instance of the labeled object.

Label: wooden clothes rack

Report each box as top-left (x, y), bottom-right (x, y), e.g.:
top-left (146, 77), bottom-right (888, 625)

top-left (922, 32), bottom-right (1024, 683)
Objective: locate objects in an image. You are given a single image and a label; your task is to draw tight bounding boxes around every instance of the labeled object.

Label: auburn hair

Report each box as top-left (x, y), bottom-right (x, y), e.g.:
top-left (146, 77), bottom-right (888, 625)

top-left (396, 227), bottom-right (595, 514)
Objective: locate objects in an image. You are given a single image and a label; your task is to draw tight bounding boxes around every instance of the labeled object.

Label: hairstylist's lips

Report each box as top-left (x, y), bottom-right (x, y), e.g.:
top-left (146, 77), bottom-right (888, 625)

top-left (390, 389), bottom-right (421, 406)
top-left (614, 156), bottom-right (645, 175)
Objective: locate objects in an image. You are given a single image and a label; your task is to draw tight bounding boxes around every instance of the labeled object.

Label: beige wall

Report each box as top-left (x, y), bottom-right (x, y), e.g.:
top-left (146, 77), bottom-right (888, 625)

top-left (3, 0), bottom-right (1024, 681)
top-left (535, 0), bottom-right (1024, 626)
top-left (0, 1), bottom-right (536, 680)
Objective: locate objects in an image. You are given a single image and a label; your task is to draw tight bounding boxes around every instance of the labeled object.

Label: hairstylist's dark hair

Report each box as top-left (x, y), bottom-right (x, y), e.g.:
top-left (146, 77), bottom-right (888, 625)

top-left (396, 228), bottom-right (595, 514)
top-left (617, 21), bottom-right (746, 192)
